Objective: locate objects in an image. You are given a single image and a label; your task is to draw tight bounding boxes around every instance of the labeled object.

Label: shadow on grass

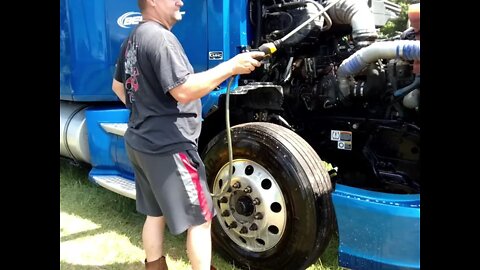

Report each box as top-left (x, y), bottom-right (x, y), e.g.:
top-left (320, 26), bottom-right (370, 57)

top-left (60, 158), bottom-right (191, 266)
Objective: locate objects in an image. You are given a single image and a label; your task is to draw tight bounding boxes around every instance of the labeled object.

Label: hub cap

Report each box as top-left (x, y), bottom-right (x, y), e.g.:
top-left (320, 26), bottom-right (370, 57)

top-left (213, 159), bottom-right (287, 252)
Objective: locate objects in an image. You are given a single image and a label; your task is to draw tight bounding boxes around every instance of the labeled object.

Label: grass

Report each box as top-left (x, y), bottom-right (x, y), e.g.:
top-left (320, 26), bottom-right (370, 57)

top-left (60, 158), bottom-right (345, 270)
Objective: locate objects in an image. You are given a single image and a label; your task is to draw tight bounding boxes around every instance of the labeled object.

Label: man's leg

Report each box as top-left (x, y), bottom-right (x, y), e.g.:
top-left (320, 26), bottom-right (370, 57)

top-left (187, 220), bottom-right (212, 270)
top-left (143, 215), bottom-right (166, 262)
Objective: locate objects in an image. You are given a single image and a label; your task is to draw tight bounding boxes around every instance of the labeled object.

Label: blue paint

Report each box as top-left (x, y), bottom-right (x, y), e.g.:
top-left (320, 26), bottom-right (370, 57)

top-left (333, 184), bottom-right (420, 270)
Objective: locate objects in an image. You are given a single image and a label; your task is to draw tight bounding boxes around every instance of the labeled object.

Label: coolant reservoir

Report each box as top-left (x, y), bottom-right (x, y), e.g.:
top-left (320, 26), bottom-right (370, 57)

top-left (408, 3), bottom-right (420, 74)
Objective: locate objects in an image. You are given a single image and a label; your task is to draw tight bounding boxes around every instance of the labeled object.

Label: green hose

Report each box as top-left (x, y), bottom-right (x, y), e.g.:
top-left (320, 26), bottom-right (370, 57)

top-left (211, 76), bottom-right (236, 198)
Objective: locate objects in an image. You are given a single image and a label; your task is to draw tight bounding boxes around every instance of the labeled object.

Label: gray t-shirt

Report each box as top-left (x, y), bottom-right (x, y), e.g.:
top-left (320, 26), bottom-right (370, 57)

top-left (114, 21), bottom-right (201, 154)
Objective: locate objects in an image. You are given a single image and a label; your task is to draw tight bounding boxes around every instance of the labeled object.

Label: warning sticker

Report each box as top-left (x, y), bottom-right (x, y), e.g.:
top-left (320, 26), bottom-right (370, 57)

top-left (331, 130), bottom-right (352, 141)
top-left (331, 130), bottom-right (341, 141)
top-left (331, 130), bottom-right (352, 150)
top-left (337, 141), bottom-right (352, 150)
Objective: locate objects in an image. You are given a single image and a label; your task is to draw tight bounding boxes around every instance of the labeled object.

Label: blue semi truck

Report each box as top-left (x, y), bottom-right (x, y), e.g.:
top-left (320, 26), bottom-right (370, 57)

top-left (60, 0), bottom-right (420, 269)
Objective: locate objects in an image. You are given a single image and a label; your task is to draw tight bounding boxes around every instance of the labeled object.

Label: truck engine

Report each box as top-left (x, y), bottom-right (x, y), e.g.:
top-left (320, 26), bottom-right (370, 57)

top-left (230, 0), bottom-right (420, 194)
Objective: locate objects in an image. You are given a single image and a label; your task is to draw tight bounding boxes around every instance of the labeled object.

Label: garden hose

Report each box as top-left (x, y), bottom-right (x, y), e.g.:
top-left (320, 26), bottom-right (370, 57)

top-left (211, 76), bottom-right (236, 198)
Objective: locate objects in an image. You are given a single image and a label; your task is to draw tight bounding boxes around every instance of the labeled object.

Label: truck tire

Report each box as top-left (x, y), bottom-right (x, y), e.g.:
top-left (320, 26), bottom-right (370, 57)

top-left (202, 122), bottom-right (334, 270)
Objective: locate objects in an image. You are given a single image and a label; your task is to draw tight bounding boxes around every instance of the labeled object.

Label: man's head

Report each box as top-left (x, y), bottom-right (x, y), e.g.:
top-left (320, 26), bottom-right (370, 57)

top-left (138, 0), bottom-right (184, 29)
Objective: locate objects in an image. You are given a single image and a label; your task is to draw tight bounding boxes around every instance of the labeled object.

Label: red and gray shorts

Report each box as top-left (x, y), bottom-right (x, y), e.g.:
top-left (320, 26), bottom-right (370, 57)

top-left (126, 145), bottom-right (216, 235)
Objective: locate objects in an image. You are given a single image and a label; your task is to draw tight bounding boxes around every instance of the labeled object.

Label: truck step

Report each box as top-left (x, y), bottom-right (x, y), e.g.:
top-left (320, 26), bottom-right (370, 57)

top-left (100, 123), bottom-right (128, 136)
top-left (91, 175), bottom-right (136, 200)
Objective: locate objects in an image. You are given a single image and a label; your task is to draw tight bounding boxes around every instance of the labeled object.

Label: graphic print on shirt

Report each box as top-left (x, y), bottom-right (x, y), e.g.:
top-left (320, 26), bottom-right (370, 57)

top-left (124, 40), bottom-right (139, 104)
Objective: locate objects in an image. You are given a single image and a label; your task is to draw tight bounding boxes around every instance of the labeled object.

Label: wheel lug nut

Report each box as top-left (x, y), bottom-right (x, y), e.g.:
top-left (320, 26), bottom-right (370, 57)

top-left (253, 198), bottom-right (261, 205)
top-left (219, 196), bottom-right (228, 203)
top-left (244, 186), bottom-right (252, 193)
top-left (221, 210), bottom-right (230, 217)
top-left (229, 221), bottom-right (238, 229)
top-left (239, 226), bottom-right (248, 234)
top-left (249, 223), bottom-right (258, 231)
top-left (254, 213), bottom-right (263, 220)
top-left (232, 182), bottom-right (241, 189)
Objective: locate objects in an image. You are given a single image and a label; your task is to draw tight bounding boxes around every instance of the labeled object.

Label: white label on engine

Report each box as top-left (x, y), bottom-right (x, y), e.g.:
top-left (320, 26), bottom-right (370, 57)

top-left (331, 130), bottom-right (341, 141)
top-left (338, 141), bottom-right (352, 150)
top-left (331, 130), bottom-right (352, 150)
top-left (331, 130), bottom-right (352, 141)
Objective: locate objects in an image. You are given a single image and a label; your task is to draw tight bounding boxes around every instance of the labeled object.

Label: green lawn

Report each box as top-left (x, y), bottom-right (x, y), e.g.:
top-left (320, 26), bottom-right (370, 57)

top-left (60, 158), bottom-right (344, 270)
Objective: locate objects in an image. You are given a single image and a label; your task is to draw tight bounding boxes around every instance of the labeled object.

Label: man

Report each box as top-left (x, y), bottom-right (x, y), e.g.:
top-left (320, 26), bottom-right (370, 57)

top-left (111, 0), bottom-right (264, 270)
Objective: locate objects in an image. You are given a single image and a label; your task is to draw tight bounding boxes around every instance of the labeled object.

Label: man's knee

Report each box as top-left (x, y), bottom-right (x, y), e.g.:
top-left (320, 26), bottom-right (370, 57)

top-left (146, 215), bottom-right (166, 224)
top-left (187, 221), bottom-right (212, 235)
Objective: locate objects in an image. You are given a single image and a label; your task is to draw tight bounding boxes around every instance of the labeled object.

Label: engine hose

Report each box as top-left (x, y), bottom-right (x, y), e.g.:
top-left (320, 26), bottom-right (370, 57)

top-left (393, 75), bottom-right (420, 97)
top-left (259, 0), bottom-right (342, 55)
top-left (211, 75), bottom-right (236, 198)
top-left (279, 0), bottom-right (342, 43)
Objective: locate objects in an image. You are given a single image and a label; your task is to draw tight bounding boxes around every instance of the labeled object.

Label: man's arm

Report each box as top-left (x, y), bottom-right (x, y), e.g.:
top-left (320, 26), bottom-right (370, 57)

top-left (112, 79), bottom-right (126, 105)
top-left (169, 51), bottom-right (265, 104)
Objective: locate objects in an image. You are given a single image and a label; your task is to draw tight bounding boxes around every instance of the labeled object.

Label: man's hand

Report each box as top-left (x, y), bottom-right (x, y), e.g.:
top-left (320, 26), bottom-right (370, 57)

top-left (227, 51), bottom-right (265, 75)
top-left (112, 79), bottom-right (126, 105)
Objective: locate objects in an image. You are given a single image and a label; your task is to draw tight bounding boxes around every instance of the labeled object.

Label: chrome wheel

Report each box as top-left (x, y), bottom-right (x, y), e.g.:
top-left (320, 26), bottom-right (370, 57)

top-left (213, 159), bottom-right (286, 252)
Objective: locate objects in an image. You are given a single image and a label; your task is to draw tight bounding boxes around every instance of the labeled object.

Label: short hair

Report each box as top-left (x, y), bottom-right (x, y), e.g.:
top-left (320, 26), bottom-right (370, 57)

top-left (138, 0), bottom-right (146, 11)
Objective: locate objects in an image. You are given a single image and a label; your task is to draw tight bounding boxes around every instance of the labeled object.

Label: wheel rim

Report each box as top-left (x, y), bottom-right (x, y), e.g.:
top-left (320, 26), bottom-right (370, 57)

top-left (213, 159), bottom-right (287, 252)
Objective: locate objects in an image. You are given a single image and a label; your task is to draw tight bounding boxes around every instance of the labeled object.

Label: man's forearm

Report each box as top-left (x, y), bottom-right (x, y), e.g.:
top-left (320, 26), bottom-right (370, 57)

top-left (170, 61), bottom-right (233, 103)
top-left (169, 51), bottom-right (264, 104)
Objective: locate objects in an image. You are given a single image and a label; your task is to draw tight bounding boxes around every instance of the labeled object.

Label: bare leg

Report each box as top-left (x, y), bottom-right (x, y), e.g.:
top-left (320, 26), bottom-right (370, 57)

top-left (186, 221), bottom-right (212, 270)
top-left (143, 216), bottom-right (166, 262)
